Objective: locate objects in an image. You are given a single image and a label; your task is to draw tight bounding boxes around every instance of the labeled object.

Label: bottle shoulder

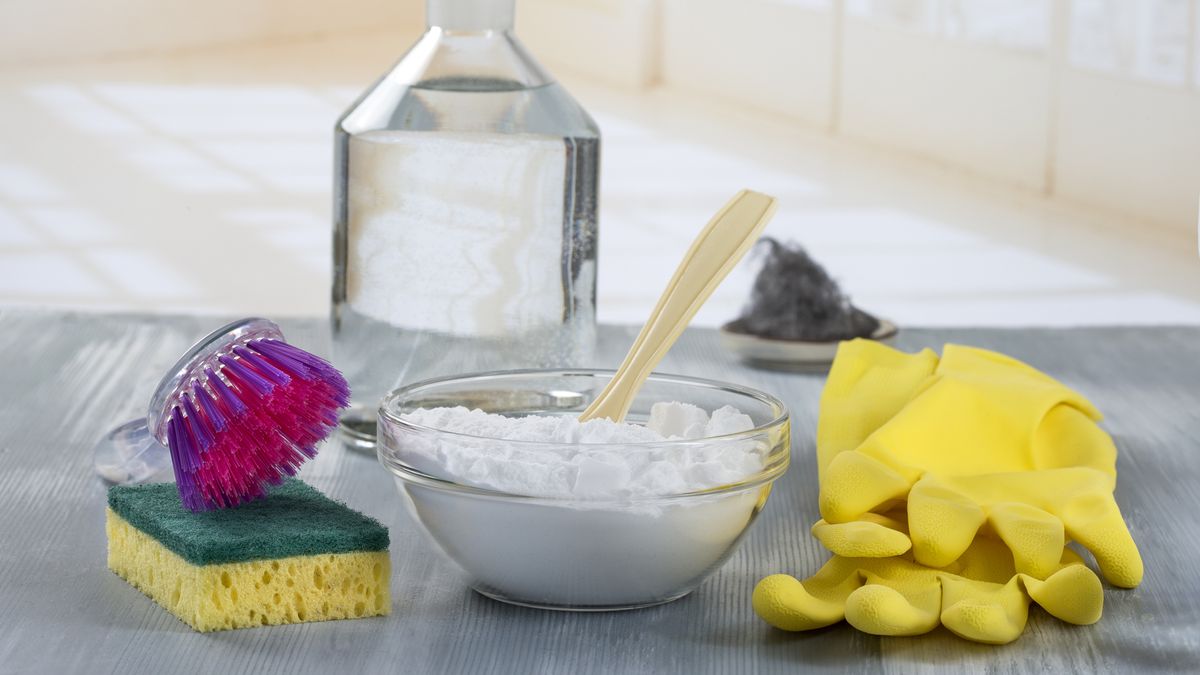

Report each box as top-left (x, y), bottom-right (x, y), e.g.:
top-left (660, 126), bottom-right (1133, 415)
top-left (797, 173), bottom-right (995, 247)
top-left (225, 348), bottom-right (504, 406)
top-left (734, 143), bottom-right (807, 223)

top-left (338, 29), bottom-right (598, 139)
top-left (339, 81), bottom-right (598, 139)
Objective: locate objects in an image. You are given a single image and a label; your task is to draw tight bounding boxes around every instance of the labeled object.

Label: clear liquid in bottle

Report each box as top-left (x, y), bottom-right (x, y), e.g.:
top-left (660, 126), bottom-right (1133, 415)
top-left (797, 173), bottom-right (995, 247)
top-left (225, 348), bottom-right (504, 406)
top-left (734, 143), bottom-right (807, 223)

top-left (333, 3), bottom-right (600, 445)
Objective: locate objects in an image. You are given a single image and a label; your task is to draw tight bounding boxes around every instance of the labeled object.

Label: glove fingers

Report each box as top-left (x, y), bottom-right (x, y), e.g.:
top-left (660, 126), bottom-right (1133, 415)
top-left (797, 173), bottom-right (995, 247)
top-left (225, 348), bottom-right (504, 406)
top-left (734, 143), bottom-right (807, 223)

top-left (844, 578), bottom-right (940, 637)
top-left (939, 575), bottom-right (1030, 645)
top-left (988, 502), bottom-right (1065, 579)
top-left (811, 512), bottom-right (912, 558)
top-left (908, 480), bottom-right (985, 568)
top-left (1020, 564), bottom-right (1103, 625)
top-left (1061, 493), bottom-right (1143, 588)
top-left (752, 573), bottom-right (855, 632)
top-left (820, 452), bottom-right (912, 523)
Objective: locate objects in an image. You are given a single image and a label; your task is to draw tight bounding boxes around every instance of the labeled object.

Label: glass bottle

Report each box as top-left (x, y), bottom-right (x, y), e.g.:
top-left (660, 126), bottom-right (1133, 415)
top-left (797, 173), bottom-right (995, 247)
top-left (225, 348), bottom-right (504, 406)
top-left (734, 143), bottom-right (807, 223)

top-left (333, 0), bottom-right (600, 445)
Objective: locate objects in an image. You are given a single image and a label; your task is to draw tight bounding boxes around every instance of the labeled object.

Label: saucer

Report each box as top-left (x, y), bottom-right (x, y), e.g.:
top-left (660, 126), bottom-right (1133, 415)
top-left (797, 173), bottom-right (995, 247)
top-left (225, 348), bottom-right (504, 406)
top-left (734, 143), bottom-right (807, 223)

top-left (719, 318), bottom-right (899, 368)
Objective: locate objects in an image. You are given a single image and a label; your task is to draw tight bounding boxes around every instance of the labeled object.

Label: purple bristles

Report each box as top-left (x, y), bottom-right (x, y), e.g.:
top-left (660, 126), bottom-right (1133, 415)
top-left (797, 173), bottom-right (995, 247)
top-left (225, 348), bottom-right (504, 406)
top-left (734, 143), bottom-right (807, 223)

top-left (254, 340), bottom-right (343, 384)
top-left (167, 415), bottom-right (202, 511)
top-left (167, 406), bottom-right (200, 481)
top-left (248, 340), bottom-right (310, 375)
top-left (233, 346), bottom-right (291, 386)
top-left (194, 384), bottom-right (227, 433)
top-left (181, 394), bottom-right (214, 453)
top-left (205, 367), bottom-right (246, 415)
top-left (217, 354), bottom-right (273, 397)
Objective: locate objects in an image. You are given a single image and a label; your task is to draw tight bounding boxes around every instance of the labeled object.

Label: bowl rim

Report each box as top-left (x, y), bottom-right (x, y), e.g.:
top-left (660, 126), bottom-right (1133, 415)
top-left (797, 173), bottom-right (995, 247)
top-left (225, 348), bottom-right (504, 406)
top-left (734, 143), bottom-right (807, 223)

top-left (375, 368), bottom-right (791, 503)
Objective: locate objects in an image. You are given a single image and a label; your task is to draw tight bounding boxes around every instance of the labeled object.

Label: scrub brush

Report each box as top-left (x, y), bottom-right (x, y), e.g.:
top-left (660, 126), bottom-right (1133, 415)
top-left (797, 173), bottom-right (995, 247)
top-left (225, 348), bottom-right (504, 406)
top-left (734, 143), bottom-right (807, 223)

top-left (94, 318), bottom-right (350, 511)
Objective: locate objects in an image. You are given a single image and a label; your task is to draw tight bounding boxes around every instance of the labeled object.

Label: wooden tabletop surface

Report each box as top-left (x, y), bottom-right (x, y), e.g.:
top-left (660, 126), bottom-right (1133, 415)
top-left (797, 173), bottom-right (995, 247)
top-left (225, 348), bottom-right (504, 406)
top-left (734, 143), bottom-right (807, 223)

top-left (1, 309), bottom-right (1196, 674)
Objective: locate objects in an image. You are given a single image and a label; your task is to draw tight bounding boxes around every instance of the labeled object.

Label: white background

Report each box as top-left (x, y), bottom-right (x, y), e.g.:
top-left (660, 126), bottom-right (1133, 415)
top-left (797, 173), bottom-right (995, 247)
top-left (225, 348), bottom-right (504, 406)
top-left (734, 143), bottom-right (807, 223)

top-left (1, 0), bottom-right (1198, 326)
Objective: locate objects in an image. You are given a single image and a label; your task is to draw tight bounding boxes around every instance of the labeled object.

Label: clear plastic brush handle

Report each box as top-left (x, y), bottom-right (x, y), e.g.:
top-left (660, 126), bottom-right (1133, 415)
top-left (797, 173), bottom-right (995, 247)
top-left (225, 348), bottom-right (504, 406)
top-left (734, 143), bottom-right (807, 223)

top-left (93, 418), bottom-right (174, 485)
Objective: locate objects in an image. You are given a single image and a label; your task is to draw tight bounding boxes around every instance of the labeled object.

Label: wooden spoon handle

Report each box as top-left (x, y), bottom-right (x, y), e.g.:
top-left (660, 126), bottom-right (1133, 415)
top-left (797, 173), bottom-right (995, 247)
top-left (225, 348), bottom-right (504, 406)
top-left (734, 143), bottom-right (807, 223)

top-left (579, 189), bottom-right (778, 423)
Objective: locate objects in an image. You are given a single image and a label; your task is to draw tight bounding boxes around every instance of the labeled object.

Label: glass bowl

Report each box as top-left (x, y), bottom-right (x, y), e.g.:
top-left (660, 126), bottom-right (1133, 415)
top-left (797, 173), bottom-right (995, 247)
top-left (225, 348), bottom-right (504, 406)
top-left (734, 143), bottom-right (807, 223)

top-left (376, 369), bottom-right (790, 611)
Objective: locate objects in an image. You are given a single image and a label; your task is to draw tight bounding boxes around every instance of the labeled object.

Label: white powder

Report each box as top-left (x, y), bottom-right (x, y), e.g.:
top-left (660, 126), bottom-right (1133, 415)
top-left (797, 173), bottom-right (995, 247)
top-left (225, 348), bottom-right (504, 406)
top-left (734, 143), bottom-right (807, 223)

top-left (398, 401), bottom-right (762, 498)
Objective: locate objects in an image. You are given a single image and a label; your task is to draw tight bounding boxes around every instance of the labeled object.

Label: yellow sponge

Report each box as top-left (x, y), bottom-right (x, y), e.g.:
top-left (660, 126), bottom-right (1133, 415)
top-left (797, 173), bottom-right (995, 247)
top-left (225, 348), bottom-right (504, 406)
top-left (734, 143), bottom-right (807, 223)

top-left (105, 480), bottom-right (390, 632)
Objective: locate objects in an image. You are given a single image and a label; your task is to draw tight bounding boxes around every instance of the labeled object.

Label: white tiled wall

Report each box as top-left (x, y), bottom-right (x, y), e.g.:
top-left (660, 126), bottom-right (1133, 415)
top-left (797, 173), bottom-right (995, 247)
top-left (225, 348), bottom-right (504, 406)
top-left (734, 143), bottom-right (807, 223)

top-left (1, 1), bottom-right (1198, 325)
top-left (651, 0), bottom-right (1200, 236)
top-left (839, 19), bottom-right (1051, 191)
top-left (520, 0), bottom-right (660, 88)
top-left (0, 0), bottom-right (422, 66)
top-left (659, 0), bottom-right (835, 126)
top-left (1054, 70), bottom-right (1200, 234)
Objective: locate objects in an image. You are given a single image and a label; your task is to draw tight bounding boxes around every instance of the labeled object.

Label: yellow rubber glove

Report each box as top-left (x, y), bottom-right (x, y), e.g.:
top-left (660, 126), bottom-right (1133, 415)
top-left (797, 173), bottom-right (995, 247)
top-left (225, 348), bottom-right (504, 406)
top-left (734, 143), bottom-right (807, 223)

top-left (814, 340), bottom-right (1143, 588)
top-left (753, 536), bottom-right (1103, 645)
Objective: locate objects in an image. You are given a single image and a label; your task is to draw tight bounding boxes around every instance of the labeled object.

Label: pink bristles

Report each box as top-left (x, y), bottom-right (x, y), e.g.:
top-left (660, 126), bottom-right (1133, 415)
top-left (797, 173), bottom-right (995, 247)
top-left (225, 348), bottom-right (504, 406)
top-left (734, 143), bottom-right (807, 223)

top-left (165, 339), bottom-right (349, 512)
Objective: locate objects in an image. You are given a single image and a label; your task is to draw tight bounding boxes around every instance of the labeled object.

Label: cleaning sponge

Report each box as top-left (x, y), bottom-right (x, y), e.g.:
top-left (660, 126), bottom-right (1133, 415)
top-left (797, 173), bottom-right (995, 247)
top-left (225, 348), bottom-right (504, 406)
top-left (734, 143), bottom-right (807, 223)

top-left (106, 479), bottom-right (390, 632)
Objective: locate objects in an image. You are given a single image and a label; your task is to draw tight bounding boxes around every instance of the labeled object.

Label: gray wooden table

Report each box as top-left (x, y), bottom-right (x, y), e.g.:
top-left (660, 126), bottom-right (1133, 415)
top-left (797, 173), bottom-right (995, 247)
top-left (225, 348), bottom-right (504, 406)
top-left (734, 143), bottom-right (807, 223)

top-left (1, 309), bottom-right (1197, 674)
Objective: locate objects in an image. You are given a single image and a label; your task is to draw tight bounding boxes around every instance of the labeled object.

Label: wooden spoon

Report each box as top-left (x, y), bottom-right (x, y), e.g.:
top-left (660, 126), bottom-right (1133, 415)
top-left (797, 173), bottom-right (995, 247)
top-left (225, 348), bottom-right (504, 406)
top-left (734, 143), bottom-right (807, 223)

top-left (579, 189), bottom-right (778, 422)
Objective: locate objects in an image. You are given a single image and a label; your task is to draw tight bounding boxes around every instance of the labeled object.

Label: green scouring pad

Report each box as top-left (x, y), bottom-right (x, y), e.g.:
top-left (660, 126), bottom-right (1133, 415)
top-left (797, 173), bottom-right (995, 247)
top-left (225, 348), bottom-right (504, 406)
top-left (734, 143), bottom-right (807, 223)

top-left (106, 479), bottom-right (390, 632)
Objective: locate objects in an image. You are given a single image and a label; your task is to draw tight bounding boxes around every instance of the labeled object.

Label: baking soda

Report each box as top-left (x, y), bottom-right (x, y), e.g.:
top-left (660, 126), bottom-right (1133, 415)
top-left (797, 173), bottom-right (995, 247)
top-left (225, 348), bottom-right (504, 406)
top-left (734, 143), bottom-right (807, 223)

top-left (399, 401), bottom-right (761, 498)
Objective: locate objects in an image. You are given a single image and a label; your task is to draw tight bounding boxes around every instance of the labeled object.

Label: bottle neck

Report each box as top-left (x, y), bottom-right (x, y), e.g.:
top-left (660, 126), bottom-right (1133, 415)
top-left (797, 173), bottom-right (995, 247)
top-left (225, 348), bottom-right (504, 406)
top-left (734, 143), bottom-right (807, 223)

top-left (426, 0), bottom-right (515, 32)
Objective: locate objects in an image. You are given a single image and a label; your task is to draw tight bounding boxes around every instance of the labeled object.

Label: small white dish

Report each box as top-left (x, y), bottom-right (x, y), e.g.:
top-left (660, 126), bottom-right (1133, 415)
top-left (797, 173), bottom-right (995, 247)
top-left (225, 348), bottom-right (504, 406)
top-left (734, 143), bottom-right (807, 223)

top-left (719, 319), bottom-right (899, 368)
